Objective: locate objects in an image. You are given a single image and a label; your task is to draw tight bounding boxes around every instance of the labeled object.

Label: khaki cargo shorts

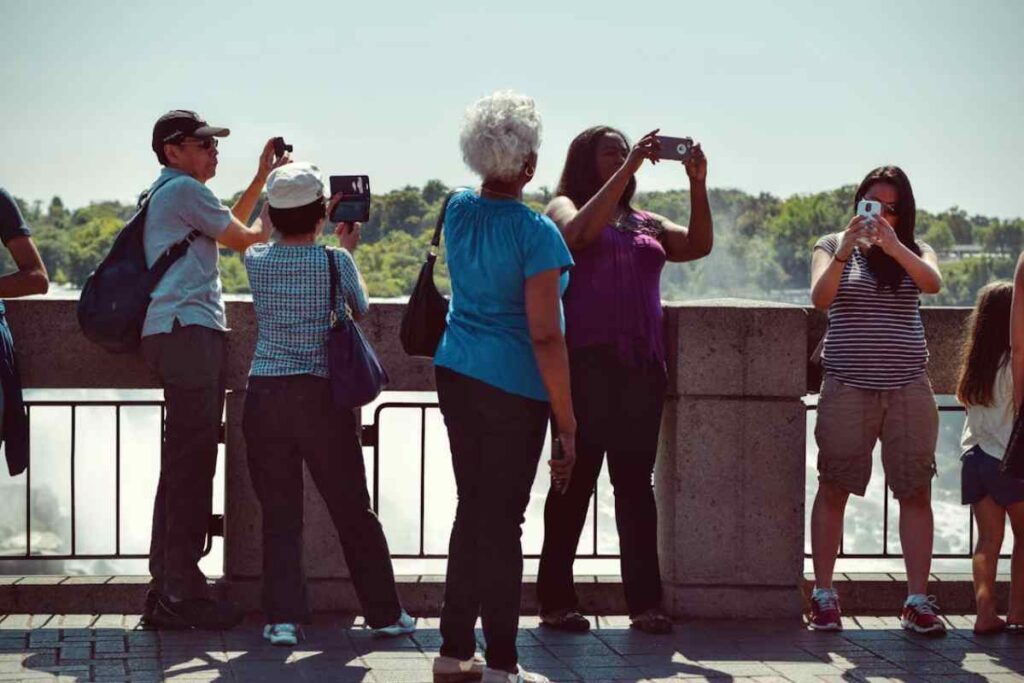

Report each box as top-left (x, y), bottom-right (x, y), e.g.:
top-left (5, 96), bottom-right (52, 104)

top-left (814, 373), bottom-right (938, 499)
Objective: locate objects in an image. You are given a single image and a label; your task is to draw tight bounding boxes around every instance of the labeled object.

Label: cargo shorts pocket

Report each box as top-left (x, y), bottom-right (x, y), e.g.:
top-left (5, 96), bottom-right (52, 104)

top-left (814, 376), bottom-right (877, 496)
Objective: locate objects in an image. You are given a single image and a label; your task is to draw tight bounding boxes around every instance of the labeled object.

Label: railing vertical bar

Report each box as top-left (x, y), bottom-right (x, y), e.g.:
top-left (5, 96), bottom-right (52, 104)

top-left (592, 480), bottom-right (599, 556)
top-left (115, 406), bottom-right (121, 556)
top-left (71, 405), bottom-right (77, 556)
top-left (882, 476), bottom-right (890, 558)
top-left (968, 506), bottom-right (975, 553)
top-left (25, 405), bottom-right (31, 558)
top-left (373, 411), bottom-right (380, 515)
top-left (420, 407), bottom-right (427, 558)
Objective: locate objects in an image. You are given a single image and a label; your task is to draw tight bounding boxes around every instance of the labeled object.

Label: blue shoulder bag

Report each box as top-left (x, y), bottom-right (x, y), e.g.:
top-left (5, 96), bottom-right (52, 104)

top-left (325, 247), bottom-right (388, 408)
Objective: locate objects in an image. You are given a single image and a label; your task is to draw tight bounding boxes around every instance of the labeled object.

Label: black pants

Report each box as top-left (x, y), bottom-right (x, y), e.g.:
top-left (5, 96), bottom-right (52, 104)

top-left (537, 346), bottom-right (666, 616)
top-left (142, 322), bottom-right (226, 601)
top-left (242, 374), bottom-right (402, 626)
top-left (436, 366), bottom-right (549, 672)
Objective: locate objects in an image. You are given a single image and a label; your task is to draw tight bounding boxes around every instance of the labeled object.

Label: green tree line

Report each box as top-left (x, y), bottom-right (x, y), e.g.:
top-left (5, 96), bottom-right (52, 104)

top-left (7, 183), bottom-right (1022, 306)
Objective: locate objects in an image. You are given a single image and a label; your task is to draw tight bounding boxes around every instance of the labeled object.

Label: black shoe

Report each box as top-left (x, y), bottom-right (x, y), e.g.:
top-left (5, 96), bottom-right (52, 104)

top-left (540, 609), bottom-right (591, 633)
top-left (148, 597), bottom-right (243, 630)
top-left (139, 589), bottom-right (163, 629)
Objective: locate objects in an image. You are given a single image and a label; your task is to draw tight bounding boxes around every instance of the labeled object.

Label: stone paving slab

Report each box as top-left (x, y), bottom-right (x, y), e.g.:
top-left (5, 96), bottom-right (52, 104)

top-left (0, 613), bottom-right (1021, 681)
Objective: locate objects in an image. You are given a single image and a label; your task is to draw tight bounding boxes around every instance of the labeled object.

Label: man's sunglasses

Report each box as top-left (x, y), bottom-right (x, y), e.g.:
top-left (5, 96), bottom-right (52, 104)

top-left (175, 138), bottom-right (218, 150)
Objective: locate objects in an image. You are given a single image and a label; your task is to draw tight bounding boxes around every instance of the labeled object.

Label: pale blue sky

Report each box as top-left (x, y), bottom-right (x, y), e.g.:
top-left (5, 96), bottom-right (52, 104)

top-left (3, 0), bottom-right (1023, 218)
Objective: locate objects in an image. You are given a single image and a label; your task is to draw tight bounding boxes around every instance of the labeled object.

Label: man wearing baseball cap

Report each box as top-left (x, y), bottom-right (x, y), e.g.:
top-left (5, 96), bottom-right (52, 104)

top-left (141, 109), bottom-right (288, 630)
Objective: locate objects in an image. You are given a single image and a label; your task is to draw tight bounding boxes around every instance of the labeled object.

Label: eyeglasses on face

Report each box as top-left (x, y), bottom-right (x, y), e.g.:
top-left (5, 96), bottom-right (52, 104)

top-left (176, 138), bottom-right (219, 150)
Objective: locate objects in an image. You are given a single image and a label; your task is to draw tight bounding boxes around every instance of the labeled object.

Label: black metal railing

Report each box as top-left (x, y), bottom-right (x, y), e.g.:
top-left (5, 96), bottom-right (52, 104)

top-left (366, 401), bottom-right (617, 560)
top-left (6, 396), bottom-right (998, 567)
top-left (4, 399), bottom-right (225, 562)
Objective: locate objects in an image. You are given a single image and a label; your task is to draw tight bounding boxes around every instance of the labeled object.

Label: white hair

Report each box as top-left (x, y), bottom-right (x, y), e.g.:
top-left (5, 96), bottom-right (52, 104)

top-left (459, 91), bottom-right (542, 182)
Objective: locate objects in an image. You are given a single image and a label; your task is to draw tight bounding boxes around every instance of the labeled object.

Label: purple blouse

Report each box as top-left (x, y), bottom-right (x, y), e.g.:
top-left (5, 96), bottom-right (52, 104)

top-left (563, 211), bottom-right (667, 366)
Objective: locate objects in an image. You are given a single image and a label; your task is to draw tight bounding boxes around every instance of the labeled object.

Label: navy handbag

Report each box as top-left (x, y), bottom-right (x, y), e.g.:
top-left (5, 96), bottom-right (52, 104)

top-left (325, 247), bottom-right (389, 408)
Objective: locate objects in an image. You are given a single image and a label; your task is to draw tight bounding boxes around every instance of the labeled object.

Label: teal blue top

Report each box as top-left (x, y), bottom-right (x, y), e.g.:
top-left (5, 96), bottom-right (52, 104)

top-left (434, 191), bottom-right (573, 401)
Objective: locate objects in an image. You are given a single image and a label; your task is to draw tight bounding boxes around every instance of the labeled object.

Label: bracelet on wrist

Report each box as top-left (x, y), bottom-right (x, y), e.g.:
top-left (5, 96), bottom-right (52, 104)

top-left (834, 254), bottom-right (849, 264)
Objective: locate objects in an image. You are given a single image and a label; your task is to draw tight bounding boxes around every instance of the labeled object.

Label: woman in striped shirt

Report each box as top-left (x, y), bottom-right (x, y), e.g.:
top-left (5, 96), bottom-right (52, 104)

top-left (806, 166), bottom-right (945, 635)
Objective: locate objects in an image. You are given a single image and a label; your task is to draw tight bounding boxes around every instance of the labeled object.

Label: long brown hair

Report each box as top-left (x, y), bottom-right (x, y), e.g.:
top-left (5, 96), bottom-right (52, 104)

top-left (554, 125), bottom-right (636, 210)
top-left (855, 166), bottom-right (921, 289)
top-left (956, 281), bottom-right (1013, 407)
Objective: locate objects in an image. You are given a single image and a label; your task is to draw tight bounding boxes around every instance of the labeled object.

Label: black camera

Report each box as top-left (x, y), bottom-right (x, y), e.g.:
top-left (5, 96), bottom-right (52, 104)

top-left (272, 137), bottom-right (293, 158)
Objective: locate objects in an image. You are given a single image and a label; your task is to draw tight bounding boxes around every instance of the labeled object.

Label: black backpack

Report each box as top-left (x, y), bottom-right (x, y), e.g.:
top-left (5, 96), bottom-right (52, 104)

top-left (77, 180), bottom-right (200, 353)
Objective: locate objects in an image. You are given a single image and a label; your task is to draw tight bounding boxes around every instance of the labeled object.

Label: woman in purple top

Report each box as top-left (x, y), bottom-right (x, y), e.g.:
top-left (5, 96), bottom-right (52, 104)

top-left (537, 126), bottom-right (713, 634)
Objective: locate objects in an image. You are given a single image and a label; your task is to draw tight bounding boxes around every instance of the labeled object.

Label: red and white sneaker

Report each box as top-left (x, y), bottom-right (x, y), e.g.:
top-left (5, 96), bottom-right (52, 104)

top-left (808, 588), bottom-right (842, 631)
top-left (901, 595), bottom-right (947, 636)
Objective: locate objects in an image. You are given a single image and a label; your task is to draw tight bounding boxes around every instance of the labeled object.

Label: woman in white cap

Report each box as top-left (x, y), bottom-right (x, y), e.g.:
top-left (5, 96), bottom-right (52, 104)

top-left (242, 162), bottom-right (414, 646)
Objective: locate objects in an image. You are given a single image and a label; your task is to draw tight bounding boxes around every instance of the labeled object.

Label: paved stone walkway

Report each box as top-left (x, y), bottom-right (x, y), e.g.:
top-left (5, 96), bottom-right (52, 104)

top-left (1, 613), bottom-right (1023, 682)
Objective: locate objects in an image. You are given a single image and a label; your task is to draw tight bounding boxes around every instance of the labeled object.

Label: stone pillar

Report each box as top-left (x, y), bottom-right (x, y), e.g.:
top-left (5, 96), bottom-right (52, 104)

top-left (656, 299), bottom-right (807, 618)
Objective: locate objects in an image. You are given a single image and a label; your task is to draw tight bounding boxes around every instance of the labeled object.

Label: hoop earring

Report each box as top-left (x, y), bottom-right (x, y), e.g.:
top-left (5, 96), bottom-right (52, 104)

top-left (524, 166), bottom-right (535, 178)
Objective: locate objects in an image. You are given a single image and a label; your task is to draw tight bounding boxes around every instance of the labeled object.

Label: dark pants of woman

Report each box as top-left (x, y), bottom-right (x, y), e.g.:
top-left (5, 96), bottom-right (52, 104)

top-left (436, 366), bottom-right (549, 672)
top-left (537, 345), bottom-right (667, 616)
top-left (242, 374), bottom-right (401, 626)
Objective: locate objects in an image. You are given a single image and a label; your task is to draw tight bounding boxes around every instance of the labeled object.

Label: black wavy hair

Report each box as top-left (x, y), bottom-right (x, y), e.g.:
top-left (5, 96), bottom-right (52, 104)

top-left (855, 165), bottom-right (921, 289)
top-left (554, 125), bottom-right (635, 209)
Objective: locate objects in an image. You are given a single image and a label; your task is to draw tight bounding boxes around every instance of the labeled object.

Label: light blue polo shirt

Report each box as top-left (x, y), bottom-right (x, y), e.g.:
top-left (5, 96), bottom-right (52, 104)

top-left (434, 191), bottom-right (573, 401)
top-left (142, 168), bottom-right (232, 337)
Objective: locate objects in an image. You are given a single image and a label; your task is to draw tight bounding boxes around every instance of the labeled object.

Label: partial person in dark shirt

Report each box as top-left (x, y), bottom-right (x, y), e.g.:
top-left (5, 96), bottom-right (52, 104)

top-left (0, 187), bottom-right (49, 477)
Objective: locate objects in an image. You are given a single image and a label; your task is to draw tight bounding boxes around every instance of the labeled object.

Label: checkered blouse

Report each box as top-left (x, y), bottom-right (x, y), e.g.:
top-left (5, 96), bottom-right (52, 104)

top-left (244, 243), bottom-right (368, 378)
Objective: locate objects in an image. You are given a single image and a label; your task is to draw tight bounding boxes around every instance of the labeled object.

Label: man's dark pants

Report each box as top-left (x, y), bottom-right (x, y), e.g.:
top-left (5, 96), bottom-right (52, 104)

top-left (436, 366), bottom-right (549, 672)
top-left (242, 374), bottom-right (402, 626)
top-left (142, 322), bottom-right (226, 601)
top-left (537, 345), bottom-right (667, 617)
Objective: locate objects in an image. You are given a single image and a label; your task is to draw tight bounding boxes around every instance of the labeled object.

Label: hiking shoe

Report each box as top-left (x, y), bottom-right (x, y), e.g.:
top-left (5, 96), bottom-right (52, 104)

top-left (540, 609), bottom-right (590, 633)
top-left (372, 609), bottom-right (416, 637)
top-left (263, 623), bottom-right (301, 646)
top-left (481, 666), bottom-right (549, 683)
top-left (629, 608), bottom-right (673, 635)
top-left (808, 587), bottom-right (843, 631)
top-left (148, 597), bottom-right (243, 630)
top-left (433, 654), bottom-right (486, 682)
top-left (901, 595), bottom-right (946, 636)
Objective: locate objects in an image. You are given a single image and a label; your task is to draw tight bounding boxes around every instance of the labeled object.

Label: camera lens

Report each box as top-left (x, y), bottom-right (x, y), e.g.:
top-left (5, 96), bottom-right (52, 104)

top-left (677, 144), bottom-right (687, 154)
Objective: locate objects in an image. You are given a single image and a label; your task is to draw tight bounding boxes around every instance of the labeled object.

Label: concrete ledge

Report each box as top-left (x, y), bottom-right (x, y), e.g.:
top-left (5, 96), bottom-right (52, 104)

top-left (0, 575), bottom-right (628, 616)
top-left (1, 574), bottom-right (1006, 616)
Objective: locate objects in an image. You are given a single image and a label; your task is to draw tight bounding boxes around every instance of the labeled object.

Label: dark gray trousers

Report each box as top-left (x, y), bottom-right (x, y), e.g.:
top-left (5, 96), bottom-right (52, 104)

top-left (242, 374), bottom-right (402, 626)
top-left (142, 322), bottom-right (226, 601)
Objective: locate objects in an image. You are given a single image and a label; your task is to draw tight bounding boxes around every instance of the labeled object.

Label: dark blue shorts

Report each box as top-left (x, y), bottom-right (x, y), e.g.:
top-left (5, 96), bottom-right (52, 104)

top-left (961, 445), bottom-right (1024, 507)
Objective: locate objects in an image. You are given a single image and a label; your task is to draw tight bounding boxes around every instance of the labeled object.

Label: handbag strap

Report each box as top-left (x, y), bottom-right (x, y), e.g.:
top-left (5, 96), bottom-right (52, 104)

top-left (427, 187), bottom-right (472, 257)
top-left (325, 246), bottom-right (342, 327)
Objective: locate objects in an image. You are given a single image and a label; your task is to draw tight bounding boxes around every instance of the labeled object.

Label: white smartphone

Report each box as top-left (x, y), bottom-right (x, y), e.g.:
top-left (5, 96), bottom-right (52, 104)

top-left (855, 199), bottom-right (880, 247)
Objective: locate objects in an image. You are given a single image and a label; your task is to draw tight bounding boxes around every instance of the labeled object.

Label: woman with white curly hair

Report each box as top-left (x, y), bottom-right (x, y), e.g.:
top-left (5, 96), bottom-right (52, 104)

top-left (430, 91), bottom-right (575, 683)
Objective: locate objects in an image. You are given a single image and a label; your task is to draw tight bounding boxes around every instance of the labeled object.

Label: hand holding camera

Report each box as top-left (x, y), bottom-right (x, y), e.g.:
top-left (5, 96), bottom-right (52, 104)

top-left (257, 137), bottom-right (292, 183)
top-left (625, 129), bottom-right (661, 174)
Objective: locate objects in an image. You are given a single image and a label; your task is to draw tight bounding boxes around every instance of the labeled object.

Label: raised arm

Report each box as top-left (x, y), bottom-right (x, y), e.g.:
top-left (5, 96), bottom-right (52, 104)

top-left (810, 218), bottom-right (870, 310)
top-left (653, 143), bottom-right (713, 262)
top-left (546, 130), bottom-right (659, 251)
top-left (870, 216), bottom-right (942, 294)
top-left (0, 236), bottom-right (49, 298)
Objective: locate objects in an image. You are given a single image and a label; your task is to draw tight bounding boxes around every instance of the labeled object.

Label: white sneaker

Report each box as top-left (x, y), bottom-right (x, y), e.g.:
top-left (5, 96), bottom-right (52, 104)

top-left (432, 654), bottom-right (486, 682)
top-left (481, 666), bottom-right (550, 683)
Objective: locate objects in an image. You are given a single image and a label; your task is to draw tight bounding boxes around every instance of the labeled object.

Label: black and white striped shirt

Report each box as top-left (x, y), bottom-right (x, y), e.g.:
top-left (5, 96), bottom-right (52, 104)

top-left (815, 233), bottom-right (931, 390)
